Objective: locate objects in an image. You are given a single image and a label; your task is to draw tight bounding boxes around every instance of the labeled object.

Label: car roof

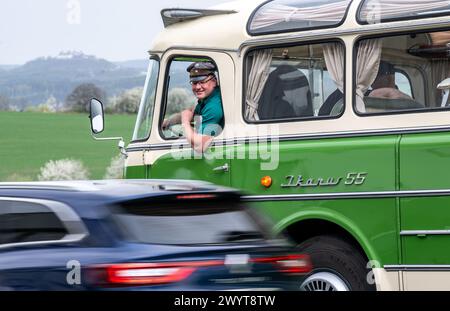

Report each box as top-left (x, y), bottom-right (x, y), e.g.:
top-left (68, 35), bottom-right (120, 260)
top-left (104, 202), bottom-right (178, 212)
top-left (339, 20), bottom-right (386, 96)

top-left (0, 180), bottom-right (240, 217)
top-left (0, 179), bottom-right (214, 193)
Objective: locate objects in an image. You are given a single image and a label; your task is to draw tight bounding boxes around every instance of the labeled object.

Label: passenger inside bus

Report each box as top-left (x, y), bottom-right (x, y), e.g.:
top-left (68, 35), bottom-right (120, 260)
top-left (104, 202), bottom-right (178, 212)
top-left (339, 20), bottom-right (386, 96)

top-left (367, 61), bottom-right (412, 100)
top-left (364, 60), bottom-right (423, 112)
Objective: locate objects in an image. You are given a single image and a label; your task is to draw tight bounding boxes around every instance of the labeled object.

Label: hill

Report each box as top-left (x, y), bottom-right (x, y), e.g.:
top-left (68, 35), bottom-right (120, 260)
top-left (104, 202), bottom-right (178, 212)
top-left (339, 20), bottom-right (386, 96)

top-left (0, 65), bottom-right (19, 71)
top-left (0, 51), bottom-right (148, 109)
top-left (114, 59), bottom-right (149, 70)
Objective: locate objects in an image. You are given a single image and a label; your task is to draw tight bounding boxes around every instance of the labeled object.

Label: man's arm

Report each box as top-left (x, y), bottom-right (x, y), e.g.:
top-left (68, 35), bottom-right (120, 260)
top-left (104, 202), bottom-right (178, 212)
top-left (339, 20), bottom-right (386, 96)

top-left (181, 110), bottom-right (213, 153)
top-left (162, 105), bottom-right (195, 129)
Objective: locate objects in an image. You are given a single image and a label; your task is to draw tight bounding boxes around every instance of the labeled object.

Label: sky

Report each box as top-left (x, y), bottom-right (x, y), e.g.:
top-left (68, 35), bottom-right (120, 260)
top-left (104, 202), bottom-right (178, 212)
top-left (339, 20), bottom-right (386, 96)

top-left (0, 0), bottom-right (230, 65)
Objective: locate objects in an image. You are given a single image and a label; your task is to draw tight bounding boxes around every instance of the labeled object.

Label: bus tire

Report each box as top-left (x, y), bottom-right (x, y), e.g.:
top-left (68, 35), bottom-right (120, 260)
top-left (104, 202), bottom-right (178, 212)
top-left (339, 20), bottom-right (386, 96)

top-left (298, 235), bottom-right (376, 291)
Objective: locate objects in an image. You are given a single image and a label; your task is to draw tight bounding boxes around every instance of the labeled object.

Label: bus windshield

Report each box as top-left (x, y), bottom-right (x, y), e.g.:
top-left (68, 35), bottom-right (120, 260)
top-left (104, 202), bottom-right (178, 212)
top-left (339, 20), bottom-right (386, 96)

top-left (132, 58), bottom-right (159, 141)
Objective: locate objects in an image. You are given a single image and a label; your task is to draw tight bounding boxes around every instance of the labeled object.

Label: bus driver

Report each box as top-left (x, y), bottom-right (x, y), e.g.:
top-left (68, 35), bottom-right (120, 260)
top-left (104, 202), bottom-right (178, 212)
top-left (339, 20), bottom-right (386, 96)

top-left (162, 62), bottom-right (224, 153)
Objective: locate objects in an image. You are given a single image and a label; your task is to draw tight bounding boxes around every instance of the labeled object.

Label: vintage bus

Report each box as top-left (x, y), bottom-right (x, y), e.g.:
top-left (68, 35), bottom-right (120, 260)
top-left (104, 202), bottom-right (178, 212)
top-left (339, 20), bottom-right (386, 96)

top-left (90, 0), bottom-right (450, 290)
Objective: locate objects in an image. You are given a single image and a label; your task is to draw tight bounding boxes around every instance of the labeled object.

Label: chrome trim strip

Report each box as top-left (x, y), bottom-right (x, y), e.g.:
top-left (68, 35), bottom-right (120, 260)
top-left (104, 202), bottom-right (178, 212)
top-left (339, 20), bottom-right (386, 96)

top-left (126, 125), bottom-right (450, 152)
top-left (384, 265), bottom-right (450, 272)
top-left (400, 230), bottom-right (450, 236)
top-left (127, 142), bottom-right (190, 152)
top-left (239, 18), bottom-right (450, 53)
top-left (0, 197), bottom-right (88, 250)
top-left (0, 234), bottom-right (87, 250)
top-left (242, 189), bottom-right (450, 202)
top-left (149, 46), bottom-right (238, 55)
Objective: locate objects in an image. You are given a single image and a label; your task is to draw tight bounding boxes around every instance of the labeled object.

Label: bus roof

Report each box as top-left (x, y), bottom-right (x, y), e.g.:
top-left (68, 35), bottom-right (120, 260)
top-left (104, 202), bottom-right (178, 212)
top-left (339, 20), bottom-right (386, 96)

top-left (151, 0), bottom-right (264, 52)
top-left (150, 0), bottom-right (450, 53)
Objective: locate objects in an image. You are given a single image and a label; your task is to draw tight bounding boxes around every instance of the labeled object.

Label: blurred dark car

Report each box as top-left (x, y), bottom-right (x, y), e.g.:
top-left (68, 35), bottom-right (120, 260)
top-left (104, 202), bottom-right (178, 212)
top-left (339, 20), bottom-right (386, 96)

top-left (0, 180), bottom-right (311, 291)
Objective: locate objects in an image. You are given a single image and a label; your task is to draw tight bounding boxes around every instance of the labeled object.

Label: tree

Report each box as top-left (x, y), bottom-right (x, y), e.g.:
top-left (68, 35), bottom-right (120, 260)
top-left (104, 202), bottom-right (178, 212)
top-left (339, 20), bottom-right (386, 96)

top-left (166, 88), bottom-right (196, 116)
top-left (26, 95), bottom-right (61, 113)
top-left (103, 154), bottom-right (125, 179)
top-left (0, 94), bottom-right (11, 111)
top-left (108, 87), bottom-right (143, 114)
top-left (65, 83), bottom-right (105, 112)
top-left (37, 158), bottom-right (90, 181)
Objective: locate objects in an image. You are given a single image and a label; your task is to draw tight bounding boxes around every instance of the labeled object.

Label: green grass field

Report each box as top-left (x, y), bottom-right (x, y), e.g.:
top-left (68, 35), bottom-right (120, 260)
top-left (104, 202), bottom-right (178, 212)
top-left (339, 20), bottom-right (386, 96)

top-left (0, 111), bottom-right (136, 181)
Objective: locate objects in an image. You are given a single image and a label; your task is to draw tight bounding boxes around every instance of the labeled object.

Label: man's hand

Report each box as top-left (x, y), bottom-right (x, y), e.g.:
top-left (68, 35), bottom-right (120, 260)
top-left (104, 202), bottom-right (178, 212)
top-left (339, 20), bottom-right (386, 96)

top-left (181, 109), bottom-right (194, 125)
top-left (180, 108), bottom-right (213, 153)
top-left (162, 118), bottom-right (171, 130)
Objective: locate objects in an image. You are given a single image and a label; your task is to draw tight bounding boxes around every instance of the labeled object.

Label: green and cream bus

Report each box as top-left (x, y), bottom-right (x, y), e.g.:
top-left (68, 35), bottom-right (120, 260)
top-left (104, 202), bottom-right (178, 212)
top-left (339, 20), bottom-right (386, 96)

top-left (90, 0), bottom-right (450, 290)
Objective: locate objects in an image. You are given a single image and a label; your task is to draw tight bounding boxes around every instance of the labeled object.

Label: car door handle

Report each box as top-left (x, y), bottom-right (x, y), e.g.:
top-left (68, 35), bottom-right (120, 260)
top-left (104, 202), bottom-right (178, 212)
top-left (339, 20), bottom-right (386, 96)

top-left (213, 163), bottom-right (229, 172)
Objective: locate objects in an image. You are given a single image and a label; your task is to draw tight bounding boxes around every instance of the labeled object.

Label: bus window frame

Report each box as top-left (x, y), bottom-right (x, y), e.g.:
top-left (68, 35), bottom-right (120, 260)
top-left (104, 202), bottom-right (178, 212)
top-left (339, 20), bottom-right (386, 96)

top-left (247, 0), bottom-right (354, 37)
top-left (131, 55), bottom-right (161, 143)
top-left (157, 54), bottom-right (224, 141)
top-left (356, 0), bottom-right (450, 25)
top-left (352, 27), bottom-right (450, 117)
top-left (242, 38), bottom-right (347, 125)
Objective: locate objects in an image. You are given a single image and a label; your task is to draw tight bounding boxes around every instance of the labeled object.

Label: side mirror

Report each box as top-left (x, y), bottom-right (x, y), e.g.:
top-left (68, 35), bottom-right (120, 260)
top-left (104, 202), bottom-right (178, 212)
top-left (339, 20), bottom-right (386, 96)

top-left (89, 98), bottom-right (104, 134)
top-left (88, 98), bottom-right (127, 158)
top-left (438, 78), bottom-right (450, 108)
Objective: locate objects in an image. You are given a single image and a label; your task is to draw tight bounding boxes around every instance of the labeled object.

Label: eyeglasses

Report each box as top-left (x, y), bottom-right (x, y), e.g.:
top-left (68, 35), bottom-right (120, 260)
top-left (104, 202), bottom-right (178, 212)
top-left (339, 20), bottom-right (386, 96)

top-left (190, 76), bottom-right (214, 86)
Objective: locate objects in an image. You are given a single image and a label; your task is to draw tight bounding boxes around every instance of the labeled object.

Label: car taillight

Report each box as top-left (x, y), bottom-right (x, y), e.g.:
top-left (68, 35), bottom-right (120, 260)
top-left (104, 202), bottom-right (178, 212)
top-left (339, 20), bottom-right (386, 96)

top-left (252, 254), bottom-right (312, 274)
top-left (106, 264), bottom-right (194, 285)
top-left (97, 261), bottom-right (223, 286)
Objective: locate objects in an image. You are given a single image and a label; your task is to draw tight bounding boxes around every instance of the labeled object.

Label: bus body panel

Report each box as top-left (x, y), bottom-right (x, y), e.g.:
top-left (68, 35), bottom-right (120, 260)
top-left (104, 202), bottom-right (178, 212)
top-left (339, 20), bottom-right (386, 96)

top-left (400, 132), bottom-right (450, 264)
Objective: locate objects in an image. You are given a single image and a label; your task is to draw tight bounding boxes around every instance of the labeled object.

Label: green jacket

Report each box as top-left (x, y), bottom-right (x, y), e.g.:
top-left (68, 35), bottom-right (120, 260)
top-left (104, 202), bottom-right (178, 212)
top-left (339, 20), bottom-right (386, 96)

top-left (193, 87), bottom-right (224, 136)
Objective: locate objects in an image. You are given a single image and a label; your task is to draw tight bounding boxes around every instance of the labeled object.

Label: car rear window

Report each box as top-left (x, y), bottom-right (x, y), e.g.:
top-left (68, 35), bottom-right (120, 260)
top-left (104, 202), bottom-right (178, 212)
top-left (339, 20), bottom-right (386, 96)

top-left (113, 201), bottom-right (274, 245)
top-left (0, 200), bottom-right (67, 245)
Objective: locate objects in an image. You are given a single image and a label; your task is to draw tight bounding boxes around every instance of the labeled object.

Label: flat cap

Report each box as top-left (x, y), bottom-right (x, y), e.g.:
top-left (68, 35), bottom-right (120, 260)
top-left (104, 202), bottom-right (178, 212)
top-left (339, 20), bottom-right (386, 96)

top-left (187, 62), bottom-right (216, 82)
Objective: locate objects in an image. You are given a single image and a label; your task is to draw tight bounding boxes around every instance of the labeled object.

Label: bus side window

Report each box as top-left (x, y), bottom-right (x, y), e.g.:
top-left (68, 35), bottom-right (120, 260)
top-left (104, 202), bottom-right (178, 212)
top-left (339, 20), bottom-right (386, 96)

top-left (356, 30), bottom-right (450, 115)
top-left (245, 41), bottom-right (345, 122)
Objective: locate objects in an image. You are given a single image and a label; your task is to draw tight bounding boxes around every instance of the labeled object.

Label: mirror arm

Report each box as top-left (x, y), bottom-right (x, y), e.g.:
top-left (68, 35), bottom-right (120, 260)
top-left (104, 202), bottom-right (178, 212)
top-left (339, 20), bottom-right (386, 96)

top-left (90, 133), bottom-right (128, 158)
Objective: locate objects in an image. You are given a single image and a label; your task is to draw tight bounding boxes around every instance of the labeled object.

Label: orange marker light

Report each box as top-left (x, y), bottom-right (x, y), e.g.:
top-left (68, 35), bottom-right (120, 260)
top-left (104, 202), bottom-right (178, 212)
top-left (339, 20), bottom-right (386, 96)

top-left (261, 176), bottom-right (272, 188)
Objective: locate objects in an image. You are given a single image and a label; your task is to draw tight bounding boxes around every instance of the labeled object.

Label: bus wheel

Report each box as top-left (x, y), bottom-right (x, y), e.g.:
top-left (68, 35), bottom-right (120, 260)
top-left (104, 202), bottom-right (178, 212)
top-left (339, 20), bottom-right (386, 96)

top-left (298, 235), bottom-right (375, 291)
